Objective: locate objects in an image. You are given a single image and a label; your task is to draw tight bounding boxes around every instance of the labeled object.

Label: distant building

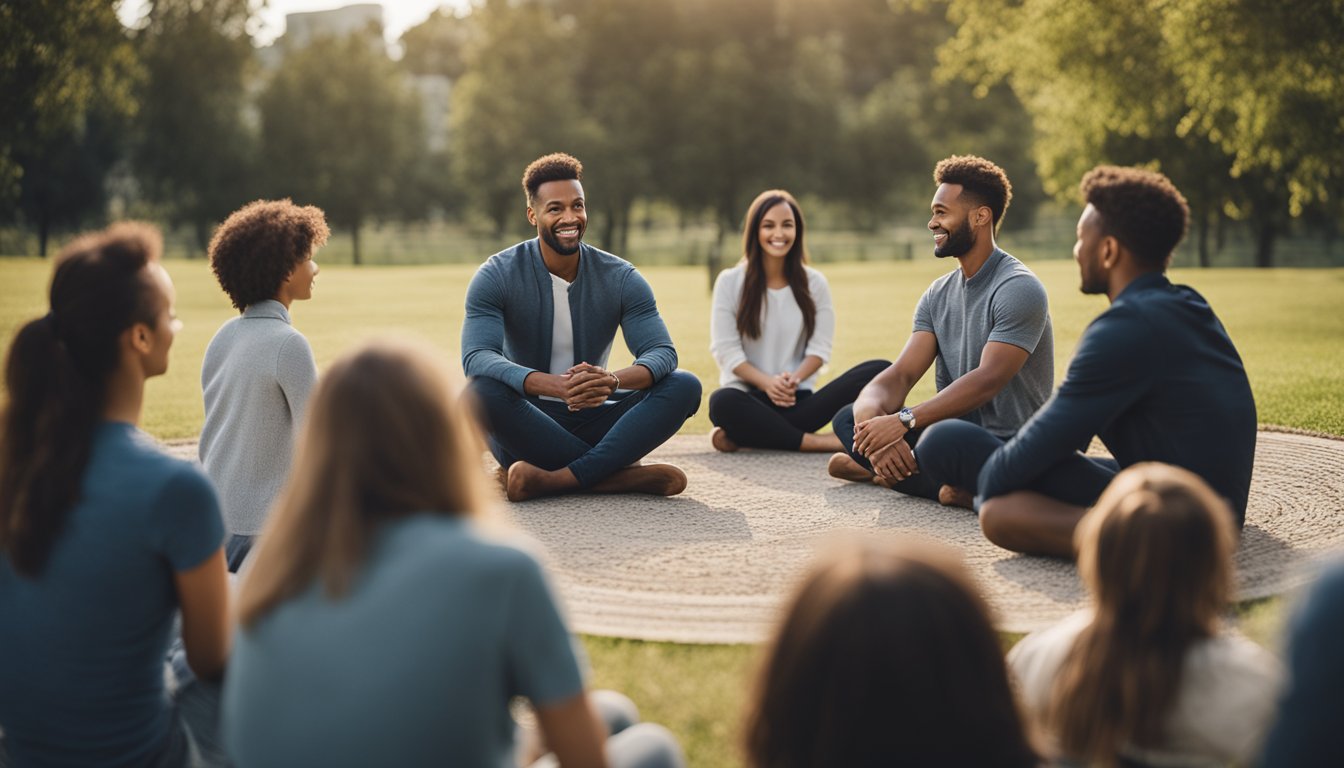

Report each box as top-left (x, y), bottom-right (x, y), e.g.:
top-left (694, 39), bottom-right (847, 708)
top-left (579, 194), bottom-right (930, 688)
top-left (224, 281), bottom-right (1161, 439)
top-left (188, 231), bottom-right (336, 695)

top-left (282, 3), bottom-right (384, 53)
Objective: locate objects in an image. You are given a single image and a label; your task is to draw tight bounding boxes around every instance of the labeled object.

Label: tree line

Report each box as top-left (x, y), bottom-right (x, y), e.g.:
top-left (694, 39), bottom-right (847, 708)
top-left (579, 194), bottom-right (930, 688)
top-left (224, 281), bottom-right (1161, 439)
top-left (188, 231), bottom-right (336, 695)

top-left (3, 0), bottom-right (1340, 265)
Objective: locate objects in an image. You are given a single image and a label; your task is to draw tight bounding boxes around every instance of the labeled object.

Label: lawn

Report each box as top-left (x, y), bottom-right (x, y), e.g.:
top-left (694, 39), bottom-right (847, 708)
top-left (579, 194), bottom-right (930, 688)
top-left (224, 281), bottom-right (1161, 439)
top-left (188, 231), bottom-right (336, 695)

top-left (2, 256), bottom-right (1342, 766)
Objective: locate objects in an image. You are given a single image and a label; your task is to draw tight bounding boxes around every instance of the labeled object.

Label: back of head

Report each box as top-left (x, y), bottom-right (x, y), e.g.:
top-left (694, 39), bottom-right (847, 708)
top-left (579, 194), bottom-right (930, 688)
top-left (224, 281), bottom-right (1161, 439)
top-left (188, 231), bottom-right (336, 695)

top-left (208, 199), bottom-right (330, 312)
top-left (934, 155), bottom-right (1013, 232)
top-left (1049, 462), bottom-right (1236, 763)
top-left (522, 152), bottom-right (583, 204)
top-left (237, 338), bottom-right (492, 627)
top-left (745, 535), bottom-right (1038, 768)
top-left (1, 222), bottom-right (164, 577)
top-left (1080, 166), bottom-right (1189, 270)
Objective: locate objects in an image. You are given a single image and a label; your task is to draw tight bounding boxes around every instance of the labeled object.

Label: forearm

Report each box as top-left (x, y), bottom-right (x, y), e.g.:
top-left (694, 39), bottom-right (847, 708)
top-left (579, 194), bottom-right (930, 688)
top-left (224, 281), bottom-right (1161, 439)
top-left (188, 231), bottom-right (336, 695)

top-left (853, 373), bottom-right (913, 422)
top-left (731, 361), bottom-right (774, 390)
top-left (908, 367), bottom-right (1005, 427)
top-left (793, 355), bottom-right (824, 384)
top-left (611, 363), bottom-right (653, 390)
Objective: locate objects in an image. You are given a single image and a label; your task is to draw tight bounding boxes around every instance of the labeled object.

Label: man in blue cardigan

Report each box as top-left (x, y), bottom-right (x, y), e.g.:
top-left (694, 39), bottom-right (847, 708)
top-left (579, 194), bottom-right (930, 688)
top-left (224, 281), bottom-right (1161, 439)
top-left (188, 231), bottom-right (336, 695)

top-left (462, 153), bottom-right (701, 501)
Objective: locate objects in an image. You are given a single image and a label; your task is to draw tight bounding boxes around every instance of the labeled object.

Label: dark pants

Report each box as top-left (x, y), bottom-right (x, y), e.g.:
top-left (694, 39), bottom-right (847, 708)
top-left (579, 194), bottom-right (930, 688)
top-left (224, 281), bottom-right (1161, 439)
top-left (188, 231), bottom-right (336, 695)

top-left (831, 404), bottom-right (941, 501)
top-left (915, 419), bottom-right (1120, 510)
top-left (467, 370), bottom-right (701, 488)
top-left (225, 533), bottom-right (255, 573)
top-left (708, 359), bottom-right (889, 450)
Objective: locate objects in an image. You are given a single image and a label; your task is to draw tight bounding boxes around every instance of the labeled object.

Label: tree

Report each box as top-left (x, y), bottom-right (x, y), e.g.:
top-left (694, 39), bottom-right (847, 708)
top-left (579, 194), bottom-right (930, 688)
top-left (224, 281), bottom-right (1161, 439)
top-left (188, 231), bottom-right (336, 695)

top-left (1, 0), bottom-right (139, 255)
top-left (257, 32), bottom-right (425, 265)
top-left (399, 7), bottom-right (477, 80)
top-left (133, 0), bottom-right (258, 252)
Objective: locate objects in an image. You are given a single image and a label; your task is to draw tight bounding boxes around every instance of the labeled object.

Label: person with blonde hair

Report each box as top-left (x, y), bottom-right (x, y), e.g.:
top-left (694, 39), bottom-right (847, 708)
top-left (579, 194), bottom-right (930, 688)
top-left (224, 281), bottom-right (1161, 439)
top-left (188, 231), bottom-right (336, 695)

top-left (1009, 463), bottom-right (1282, 766)
top-left (708, 190), bottom-right (887, 452)
top-left (744, 535), bottom-right (1039, 768)
top-left (222, 339), bottom-right (683, 768)
top-left (0, 224), bottom-right (230, 765)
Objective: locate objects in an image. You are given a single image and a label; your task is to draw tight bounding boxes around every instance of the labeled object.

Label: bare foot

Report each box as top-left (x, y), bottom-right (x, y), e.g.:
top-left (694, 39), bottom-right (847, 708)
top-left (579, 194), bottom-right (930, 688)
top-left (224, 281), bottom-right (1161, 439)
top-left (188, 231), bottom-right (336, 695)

top-left (938, 484), bottom-right (974, 510)
top-left (799, 432), bottom-right (844, 453)
top-left (590, 464), bottom-right (687, 497)
top-left (506, 461), bottom-right (573, 502)
top-left (710, 427), bottom-right (739, 453)
top-left (827, 452), bottom-right (873, 483)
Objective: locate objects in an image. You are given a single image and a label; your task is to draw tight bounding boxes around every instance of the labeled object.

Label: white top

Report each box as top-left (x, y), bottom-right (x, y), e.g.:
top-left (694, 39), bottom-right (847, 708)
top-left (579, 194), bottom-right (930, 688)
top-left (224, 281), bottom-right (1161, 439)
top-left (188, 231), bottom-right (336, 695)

top-left (710, 264), bottom-right (834, 391)
top-left (1008, 610), bottom-right (1284, 767)
top-left (540, 272), bottom-right (576, 403)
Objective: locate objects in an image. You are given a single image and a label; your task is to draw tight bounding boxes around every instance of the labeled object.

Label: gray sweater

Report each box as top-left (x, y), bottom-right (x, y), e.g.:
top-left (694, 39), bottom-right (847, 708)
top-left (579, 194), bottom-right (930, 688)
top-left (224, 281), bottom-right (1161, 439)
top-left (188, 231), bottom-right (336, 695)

top-left (199, 300), bottom-right (317, 536)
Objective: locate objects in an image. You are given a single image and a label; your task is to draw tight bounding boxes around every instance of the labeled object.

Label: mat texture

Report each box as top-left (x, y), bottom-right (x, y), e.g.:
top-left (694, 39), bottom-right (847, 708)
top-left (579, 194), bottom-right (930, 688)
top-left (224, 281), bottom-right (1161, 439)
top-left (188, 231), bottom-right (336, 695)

top-left (168, 430), bottom-right (1344, 644)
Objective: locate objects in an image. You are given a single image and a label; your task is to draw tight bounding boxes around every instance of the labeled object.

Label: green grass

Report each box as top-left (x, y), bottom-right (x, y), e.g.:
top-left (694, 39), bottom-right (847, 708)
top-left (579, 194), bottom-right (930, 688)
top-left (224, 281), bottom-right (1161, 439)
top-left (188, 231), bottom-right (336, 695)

top-left (3, 256), bottom-right (1341, 767)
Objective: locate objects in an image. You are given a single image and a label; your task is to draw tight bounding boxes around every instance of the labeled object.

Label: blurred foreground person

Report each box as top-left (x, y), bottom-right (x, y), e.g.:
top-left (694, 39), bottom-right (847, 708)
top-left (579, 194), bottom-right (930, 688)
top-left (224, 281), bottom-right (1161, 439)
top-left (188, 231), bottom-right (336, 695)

top-left (1010, 463), bottom-right (1281, 766)
top-left (223, 339), bottom-right (684, 768)
top-left (744, 535), bottom-right (1039, 768)
top-left (0, 224), bottom-right (230, 766)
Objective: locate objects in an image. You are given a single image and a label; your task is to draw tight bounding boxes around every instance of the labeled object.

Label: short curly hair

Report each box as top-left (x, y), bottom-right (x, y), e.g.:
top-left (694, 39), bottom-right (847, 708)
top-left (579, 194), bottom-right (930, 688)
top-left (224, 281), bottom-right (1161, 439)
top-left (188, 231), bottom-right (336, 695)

top-left (208, 199), bottom-right (330, 311)
top-left (522, 153), bottom-right (583, 203)
top-left (1081, 166), bottom-right (1189, 269)
top-left (933, 155), bottom-right (1013, 232)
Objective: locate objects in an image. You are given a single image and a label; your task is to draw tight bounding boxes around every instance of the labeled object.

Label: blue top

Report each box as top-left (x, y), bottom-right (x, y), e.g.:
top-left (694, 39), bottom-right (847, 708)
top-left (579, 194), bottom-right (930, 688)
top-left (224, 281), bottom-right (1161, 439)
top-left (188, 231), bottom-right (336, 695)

top-left (1261, 561), bottom-right (1344, 766)
top-left (979, 273), bottom-right (1257, 522)
top-left (461, 239), bottom-right (679, 393)
top-left (0, 422), bottom-right (224, 767)
top-left (222, 514), bottom-right (585, 768)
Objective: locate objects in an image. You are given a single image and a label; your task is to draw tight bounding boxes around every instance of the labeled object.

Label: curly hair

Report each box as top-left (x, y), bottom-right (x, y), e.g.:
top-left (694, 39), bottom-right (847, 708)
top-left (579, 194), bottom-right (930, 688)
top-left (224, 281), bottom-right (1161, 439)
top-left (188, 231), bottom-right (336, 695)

top-left (208, 199), bottom-right (330, 311)
top-left (1080, 166), bottom-right (1189, 269)
top-left (522, 153), bottom-right (583, 203)
top-left (933, 155), bottom-right (1013, 232)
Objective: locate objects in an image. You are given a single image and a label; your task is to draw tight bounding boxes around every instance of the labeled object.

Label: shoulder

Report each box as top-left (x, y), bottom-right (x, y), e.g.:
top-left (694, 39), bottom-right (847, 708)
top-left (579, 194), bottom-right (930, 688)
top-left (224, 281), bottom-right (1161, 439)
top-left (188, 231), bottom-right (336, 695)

top-left (924, 268), bottom-right (961, 296)
top-left (473, 242), bottom-right (533, 282)
top-left (803, 265), bottom-right (830, 289)
top-left (990, 254), bottom-right (1047, 296)
top-left (389, 516), bottom-right (544, 579)
top-left (1009, 610), bottom-right (1089, 675)
top-left (713, 264), bottom-right (747, 292)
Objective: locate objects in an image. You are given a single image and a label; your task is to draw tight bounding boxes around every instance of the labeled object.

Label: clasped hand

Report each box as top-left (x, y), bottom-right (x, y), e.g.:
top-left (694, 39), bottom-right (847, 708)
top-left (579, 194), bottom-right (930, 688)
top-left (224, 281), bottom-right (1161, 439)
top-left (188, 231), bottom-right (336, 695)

top-left (853, 414), bottom-right (918, 481)
top-left (562, 362), bottom-right (618, 411)
top-left (765, 372), bottom-right (799, 407)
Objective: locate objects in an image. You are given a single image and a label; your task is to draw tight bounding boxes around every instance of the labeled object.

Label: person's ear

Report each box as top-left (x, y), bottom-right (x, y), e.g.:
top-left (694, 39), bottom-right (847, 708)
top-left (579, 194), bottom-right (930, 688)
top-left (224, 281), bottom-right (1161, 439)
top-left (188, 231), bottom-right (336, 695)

top-left (127, 322), bottom-right (153, 355)
top-left (1100, 236), bottom-right (1121, 269)
top-left (526, 206), bottom-right (536, 227)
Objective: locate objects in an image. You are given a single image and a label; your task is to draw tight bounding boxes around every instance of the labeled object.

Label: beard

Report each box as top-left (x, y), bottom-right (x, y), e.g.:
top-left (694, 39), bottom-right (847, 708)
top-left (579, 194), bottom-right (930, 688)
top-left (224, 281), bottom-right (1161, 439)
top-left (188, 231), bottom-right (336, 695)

top-left (541, 222), bottom-right (583, 256)
top-left (934, 219), bottom-right (975, 258)
top-left (1079, 264), bottom-right (1107, 295)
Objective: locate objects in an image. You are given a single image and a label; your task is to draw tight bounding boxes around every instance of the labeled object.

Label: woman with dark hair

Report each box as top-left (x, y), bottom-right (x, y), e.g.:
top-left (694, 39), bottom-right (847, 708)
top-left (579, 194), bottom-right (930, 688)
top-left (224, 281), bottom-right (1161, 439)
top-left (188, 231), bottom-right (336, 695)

top-left (200, 198), bottom-right (329, 572)
top-left (0, 224), bottom-right (230, 766)
top-left (709, 190), bottom-right (886, 452)
top-left (223, 339), bottom-right (683, 768)
top-left (744, 535), bottom-right (1039, 768)
top-left (1009, 463), bottom-right (1282, 766)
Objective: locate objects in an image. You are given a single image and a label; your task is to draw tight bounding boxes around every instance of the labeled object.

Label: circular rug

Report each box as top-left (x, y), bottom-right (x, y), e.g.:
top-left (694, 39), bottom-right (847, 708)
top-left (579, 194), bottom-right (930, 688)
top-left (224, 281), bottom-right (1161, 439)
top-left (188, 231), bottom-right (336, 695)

top-left (495, 430), bottom-right (1344, 644)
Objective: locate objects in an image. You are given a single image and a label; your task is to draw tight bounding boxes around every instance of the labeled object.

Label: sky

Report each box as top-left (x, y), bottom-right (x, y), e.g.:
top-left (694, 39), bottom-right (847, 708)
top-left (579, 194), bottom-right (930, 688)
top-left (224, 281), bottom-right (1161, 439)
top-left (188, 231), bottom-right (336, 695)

top-left (116, 0), bottom-right (471, 48)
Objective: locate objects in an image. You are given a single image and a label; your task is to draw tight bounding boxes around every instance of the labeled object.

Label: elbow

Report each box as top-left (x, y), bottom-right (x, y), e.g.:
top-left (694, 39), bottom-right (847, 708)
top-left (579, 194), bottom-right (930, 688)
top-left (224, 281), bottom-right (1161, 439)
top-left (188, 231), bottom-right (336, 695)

top-left (184, 642), bottom-right (229, 683)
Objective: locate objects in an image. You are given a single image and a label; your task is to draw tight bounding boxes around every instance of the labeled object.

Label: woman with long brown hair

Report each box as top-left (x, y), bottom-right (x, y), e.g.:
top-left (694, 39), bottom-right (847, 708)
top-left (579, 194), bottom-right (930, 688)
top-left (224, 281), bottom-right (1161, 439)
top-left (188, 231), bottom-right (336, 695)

top-left (0, 224), bottom-right (230, 766)
top-left (1009, 463), bottom-right (1282, 766)
top-left (222, 339), bottom-right (683, 768)
top-left (744, 535), bottom-right (1039, 767)
top-left (709, 190), bottom-right (887, 452)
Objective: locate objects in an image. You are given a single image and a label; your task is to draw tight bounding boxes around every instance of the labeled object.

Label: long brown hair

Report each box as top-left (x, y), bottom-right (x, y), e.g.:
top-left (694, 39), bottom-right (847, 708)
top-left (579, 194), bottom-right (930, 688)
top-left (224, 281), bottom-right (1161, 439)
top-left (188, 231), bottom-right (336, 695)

top-left (237, 339), bottom-right (493, 627)
top-left (744, 535), bottom-right (1039, 768)
top-left (0, 223), bottom-right (164, 577)
top-left (736, 190), bottom-right (816, 342)
top-left (1047, 463), bottom-right (1237, 765)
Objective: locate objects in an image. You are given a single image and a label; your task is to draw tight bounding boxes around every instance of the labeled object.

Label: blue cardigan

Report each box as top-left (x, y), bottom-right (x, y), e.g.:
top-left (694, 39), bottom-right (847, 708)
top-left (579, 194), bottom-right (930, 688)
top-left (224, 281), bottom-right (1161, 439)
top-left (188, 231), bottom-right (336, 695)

top-left (461, 239), bottom-right (678, 393)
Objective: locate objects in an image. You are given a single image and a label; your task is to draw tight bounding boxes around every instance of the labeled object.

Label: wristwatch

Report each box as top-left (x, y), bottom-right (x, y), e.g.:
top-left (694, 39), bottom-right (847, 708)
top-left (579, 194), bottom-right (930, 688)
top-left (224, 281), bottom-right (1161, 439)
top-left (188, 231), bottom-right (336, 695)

top-left (897, 407), bottom-right (917, 430)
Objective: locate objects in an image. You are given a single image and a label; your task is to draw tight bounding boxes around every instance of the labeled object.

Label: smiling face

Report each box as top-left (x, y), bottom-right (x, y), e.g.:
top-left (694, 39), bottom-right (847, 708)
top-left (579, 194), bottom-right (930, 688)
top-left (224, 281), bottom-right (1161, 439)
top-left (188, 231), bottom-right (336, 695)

top-left (529, 179), bottom-right (587, 257)
top-left (928, 183), bottom-right (978, 259)
top-left (757, 201), bottom-right (797, 262)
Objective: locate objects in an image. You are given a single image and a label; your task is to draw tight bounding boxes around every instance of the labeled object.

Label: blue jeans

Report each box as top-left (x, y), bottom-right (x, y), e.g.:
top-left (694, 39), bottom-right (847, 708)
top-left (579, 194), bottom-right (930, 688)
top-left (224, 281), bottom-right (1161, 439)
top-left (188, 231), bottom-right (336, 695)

top-left (915, 419), bottom-right (1120, 510)
top-left (467, 370), bottom-right (702, 487)
top-left (525, 690), bottom-right (685, 768)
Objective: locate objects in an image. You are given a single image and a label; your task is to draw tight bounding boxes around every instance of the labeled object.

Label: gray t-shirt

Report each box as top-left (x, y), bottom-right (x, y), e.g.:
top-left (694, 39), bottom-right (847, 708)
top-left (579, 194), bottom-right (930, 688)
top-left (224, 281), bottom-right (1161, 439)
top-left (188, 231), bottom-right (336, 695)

top-left (913, 248), bottom-right (1052, 437)
top-left (222, 514), bottom-right (585, 768)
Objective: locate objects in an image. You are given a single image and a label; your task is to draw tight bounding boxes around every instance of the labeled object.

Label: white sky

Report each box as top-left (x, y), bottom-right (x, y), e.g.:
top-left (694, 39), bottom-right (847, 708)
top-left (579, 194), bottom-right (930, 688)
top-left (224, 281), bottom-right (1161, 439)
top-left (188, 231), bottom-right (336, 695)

top-left (117, 0), bottom-right (471, 48)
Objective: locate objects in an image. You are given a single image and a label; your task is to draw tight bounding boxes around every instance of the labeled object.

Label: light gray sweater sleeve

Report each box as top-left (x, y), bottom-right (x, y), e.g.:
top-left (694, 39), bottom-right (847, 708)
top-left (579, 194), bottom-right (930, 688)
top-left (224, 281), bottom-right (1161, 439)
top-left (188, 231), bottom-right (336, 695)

top-left (276, 332), bottom-right (318, 435)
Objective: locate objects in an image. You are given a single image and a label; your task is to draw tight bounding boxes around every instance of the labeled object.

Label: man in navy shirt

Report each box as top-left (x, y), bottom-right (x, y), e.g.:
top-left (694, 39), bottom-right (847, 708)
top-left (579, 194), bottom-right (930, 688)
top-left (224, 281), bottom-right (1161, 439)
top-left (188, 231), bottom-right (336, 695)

top-left (917, 166), bottom-right (1256, 556)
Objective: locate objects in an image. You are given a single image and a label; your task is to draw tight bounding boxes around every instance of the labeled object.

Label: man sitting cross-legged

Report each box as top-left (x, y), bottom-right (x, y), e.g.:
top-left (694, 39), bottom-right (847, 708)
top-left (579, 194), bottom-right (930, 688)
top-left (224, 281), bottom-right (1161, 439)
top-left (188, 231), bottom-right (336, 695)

top-left (828, 155), bottom-right (1053, 503)
top-left (462, 153), bottom-right (701, 502)
top-left (916, 166), bottom-right (1257, 557)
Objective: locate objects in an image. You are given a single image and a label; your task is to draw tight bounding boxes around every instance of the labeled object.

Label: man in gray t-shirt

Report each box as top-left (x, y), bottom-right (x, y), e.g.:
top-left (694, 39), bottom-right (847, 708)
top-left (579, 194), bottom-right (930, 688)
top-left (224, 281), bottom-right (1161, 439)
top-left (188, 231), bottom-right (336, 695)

top-left (830, 155), bottom-right (1053, 504)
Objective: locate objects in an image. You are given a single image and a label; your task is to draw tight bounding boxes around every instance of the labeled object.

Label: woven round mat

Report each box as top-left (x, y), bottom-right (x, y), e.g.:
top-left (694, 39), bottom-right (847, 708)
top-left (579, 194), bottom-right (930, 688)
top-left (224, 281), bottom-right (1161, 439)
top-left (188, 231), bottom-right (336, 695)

top-left (496, 430), bottom-right (1344, 644)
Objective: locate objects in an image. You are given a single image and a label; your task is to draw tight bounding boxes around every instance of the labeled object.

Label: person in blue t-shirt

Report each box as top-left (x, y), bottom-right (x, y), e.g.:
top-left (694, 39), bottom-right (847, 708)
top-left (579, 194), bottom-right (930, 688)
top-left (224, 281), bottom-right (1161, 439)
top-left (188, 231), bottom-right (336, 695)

top-left (0, 223), bottom-right (230, 767)
top-left (224, 339), bottom-right (683, 768)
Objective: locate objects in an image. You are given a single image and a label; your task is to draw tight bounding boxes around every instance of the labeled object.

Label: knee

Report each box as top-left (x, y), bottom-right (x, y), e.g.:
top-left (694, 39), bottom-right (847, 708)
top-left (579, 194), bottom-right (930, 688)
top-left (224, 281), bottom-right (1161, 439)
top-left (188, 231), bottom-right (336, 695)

top-left (978, 498), bottom-right (1026, 553)
top-left (657, 370), bottom-right (702, 411)
top-left (858, 358), bottom-right (891, 376)
top-left (607, 723), bottom-right (686, 768)
top-left (591, 689), bottom-right (640, 735)
top-left (707, 388), bottom-right (744, 426)
top-left (465, 375), bottom-right (517, 406)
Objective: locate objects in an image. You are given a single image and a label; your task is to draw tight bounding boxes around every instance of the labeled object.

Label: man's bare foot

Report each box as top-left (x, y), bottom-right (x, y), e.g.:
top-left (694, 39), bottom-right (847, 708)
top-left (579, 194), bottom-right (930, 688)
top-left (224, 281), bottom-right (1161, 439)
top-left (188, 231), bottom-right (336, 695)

top-left (799, 432), bottom-right (844, 453)
top-left (591, 464), bottom-right (687, 497)
top-left (938, 484), bottom-right (974, 510)
top-left (506, 461), bottom-right (571, 502)
top-left (710, 427), bottom-right (739, 453)
top-left (827, 452), bottom-right (873, 483)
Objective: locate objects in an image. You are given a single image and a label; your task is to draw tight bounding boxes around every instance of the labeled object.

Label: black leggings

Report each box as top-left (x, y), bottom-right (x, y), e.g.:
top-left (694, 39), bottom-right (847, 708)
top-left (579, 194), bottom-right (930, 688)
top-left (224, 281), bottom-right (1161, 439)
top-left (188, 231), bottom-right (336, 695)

top-left (708, 359), bottom-right (889, 450)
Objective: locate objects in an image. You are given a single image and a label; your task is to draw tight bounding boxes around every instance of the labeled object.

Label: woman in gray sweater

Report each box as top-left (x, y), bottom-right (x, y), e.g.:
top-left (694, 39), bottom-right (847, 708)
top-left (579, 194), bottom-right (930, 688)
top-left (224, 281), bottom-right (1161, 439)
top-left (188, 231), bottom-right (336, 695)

top-left (200, 199), bottom-right (329, 572)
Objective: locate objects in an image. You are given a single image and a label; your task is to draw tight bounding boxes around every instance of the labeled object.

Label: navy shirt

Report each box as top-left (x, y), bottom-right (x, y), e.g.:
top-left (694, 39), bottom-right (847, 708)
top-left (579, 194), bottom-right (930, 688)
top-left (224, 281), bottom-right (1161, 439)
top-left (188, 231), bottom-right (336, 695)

top-left (0, 422), bottom-right (224, 767)
top-left (979, 273), bottom-right (1256, 522)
